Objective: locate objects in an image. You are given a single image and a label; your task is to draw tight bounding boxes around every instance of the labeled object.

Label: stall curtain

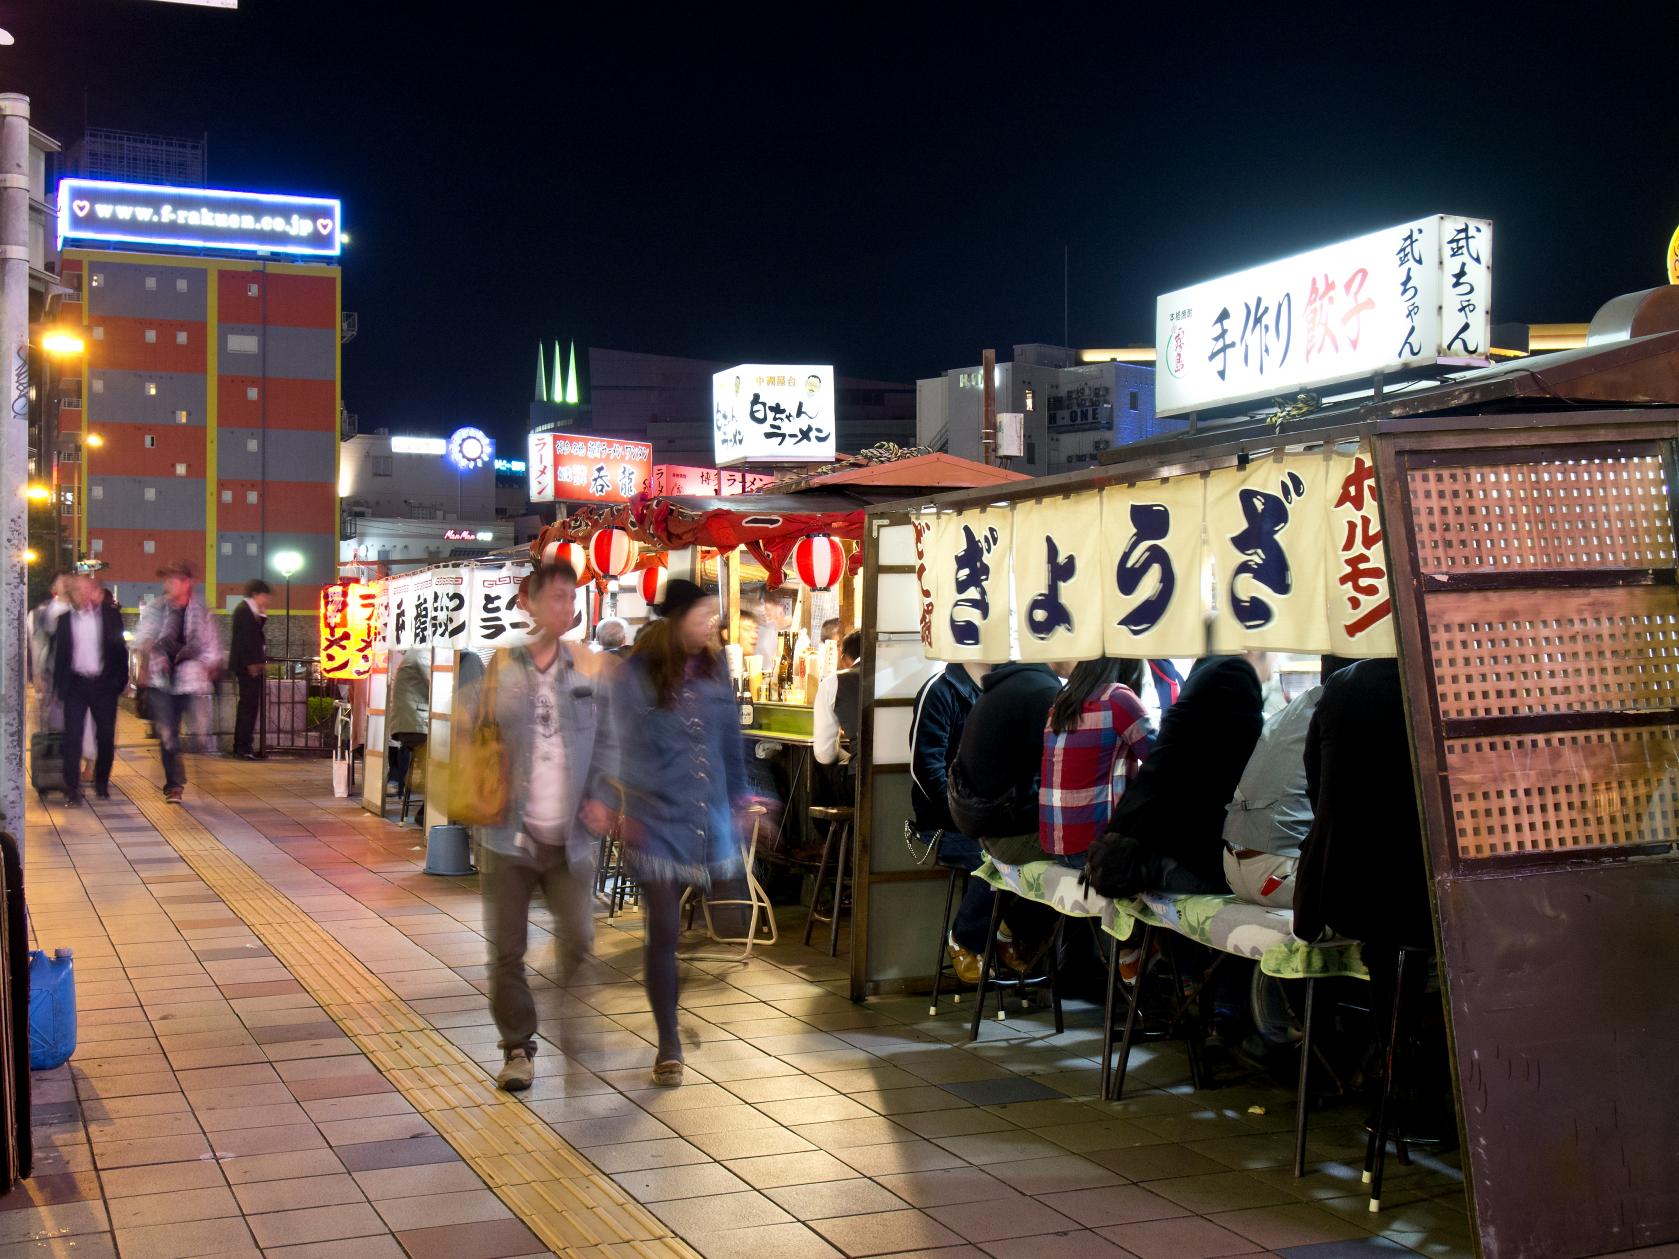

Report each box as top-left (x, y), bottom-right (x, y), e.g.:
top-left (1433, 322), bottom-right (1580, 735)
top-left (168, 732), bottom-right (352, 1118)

top-left (382, 562), bottom-right (535, 651)
top-left (924, 445), bottom-right (1396, 663)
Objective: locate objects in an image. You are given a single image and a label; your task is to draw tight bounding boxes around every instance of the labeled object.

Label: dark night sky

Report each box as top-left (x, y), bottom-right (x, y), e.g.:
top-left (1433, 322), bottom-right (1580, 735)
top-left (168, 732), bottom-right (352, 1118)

top-left (6, 1), bottom-right (1678, 449)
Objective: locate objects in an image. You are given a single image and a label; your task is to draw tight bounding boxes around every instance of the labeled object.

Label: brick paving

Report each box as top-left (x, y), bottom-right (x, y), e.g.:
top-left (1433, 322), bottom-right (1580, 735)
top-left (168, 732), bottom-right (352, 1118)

top-left (8, 733), bottom-right (1474, 1258)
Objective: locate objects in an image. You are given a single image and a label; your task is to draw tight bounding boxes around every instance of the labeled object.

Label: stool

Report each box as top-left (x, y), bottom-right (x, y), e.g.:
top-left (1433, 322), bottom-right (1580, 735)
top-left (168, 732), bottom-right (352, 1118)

top-left (926, 864), bottom-right (971, 1016)
top-left (803, 806), bottom-right (853, 957)
top-left (1364, 943), bottom-right (1430, 1212)
top-left (392, 732), bottom-right (427, 824)
top-left (683, 807), bottom-right (778, 960)
top-left (967, 889), bottom-right (1063, 1042)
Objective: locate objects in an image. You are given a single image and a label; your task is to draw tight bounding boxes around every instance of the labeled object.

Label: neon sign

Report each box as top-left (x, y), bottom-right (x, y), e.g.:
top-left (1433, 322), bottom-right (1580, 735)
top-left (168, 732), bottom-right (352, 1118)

top-left (448, 427), bottom-right (492, 470)
top-left (390, 435), bottom-right (446, 455)
top-left (58, 178), bottom-right (341, 257)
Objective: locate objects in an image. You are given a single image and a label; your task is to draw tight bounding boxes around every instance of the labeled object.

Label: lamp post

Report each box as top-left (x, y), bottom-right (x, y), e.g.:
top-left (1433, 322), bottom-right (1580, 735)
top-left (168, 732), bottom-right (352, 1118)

top-left (271, 550), bottom-right (304, 664)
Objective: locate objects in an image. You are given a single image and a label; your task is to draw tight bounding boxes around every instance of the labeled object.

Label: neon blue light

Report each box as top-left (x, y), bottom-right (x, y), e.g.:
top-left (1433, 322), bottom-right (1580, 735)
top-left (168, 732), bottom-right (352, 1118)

top-left (448, 426), bottom-right (493, 470)
top-left (57, 177), bottom-right (343, 258)
top-left (493, 458), bottom-right (528, 474)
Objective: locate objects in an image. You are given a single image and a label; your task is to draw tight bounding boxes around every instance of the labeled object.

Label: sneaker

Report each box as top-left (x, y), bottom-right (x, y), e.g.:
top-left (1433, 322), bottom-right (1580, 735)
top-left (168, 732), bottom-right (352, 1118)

top-left (946, 935), bottom-right (984, 985)
top-left (496, 1047), bottom-right (535, 1092)
top-left (164, 787), bottom-right (184, 805)
top-left (64, 794), bottom-right (84, 809)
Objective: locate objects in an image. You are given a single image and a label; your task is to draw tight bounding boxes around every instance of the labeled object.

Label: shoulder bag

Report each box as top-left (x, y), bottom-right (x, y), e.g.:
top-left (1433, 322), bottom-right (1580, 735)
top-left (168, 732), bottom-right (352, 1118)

top-left (449, 650), bottom-right (509, 827)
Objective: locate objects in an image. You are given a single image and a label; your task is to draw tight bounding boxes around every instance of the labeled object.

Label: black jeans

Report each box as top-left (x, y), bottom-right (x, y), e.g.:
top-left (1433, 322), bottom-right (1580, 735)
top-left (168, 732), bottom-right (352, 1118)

top-left (233, 672), bottom-right (262, 756)
top-left (62, 675), bottom-right (117, 798)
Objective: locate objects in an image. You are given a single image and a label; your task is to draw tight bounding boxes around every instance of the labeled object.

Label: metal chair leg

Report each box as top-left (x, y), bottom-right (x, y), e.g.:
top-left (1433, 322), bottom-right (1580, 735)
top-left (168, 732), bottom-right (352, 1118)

top-left (827, 821), bottom-right (850, 958)
top-left (929, 866), bottom-right (961, 1017)
top-left (1366, 946), bottom-right (1409, 1212)
top-left (1100, 929), bottom-right (1121, 1099)
top-left (1164, 940), bottom-right (1206, 1091)
top-left (1047, 918), bottom-right (1065, 1036)
top-left (1111, 924), bottom-right (1152, 1100)
top-left (1294, 977), bottom-right (1316, 1178)
top-left (802, 821), bottom-right (837, 947)
top-left (967, 889), bottom-right (1007, 1042)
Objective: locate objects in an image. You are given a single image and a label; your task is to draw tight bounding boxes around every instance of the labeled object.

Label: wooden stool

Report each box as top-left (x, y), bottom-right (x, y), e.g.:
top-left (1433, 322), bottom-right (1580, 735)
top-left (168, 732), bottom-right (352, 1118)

top-left (803, 805), bottom-right (853, 957)
top-left (393, 733), bottom-right (427, 824)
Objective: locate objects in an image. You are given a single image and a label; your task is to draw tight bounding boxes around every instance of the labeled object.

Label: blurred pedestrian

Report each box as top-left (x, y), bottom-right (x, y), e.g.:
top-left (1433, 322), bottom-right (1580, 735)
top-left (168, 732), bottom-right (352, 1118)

top-left (53, 573), bottom-right (127, 805)
top-left (230, 579), bottom-right (270, 760)
top-left (133, 562), bottom-right (222, 803)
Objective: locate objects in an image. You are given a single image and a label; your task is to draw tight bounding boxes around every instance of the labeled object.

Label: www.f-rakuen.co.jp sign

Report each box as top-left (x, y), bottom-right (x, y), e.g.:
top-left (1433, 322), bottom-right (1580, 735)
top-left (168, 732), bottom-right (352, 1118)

top-left (57, 178), bottom-right (342, 258)
top-left (712, 364), bottom-right (836, 466)
top-left (1155, 214), bottom-right (1492, 417)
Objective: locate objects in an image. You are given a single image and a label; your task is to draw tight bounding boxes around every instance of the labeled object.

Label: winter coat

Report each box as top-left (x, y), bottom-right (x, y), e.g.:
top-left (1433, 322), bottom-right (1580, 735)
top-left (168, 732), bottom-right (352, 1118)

top-left (908, 664), bottom-right (981, 834)
top-left (947, 663), bottom-right (1061, 840)
top-left (133, 596), bottom-right (222, 696)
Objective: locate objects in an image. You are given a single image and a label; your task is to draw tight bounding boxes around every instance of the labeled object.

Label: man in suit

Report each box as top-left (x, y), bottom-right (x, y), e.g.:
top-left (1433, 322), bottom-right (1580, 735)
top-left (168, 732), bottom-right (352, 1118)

top-left (53, 573), bottom-right (129, 805)
top-left (229, 579), bottom-right (270, 760)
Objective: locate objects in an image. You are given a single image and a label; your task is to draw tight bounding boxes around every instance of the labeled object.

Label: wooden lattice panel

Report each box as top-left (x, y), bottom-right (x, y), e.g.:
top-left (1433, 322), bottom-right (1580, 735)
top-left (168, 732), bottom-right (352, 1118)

top-left (1446, 725), bottom-right (1679, 858)
top-left (1408, 456), bottom-right (1674, 574)
top-left (1428, 587), bottom-right (1679, 719)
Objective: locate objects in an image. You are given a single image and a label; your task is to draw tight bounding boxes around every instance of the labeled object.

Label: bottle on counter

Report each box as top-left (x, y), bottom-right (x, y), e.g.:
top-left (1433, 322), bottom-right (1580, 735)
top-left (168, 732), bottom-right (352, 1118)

top-left (738, 674), bottom-right (755, 728)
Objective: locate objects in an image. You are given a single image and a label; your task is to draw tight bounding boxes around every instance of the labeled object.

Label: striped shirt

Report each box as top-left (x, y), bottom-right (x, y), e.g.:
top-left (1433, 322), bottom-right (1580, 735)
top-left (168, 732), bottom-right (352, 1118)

top-left (1039, 683), bottom-right (1154, 856)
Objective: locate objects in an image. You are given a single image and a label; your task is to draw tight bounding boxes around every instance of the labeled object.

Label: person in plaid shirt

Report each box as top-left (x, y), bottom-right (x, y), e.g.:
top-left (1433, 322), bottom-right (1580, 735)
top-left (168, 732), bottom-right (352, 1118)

top-left (1039, 658), bottom-right (1155, 864)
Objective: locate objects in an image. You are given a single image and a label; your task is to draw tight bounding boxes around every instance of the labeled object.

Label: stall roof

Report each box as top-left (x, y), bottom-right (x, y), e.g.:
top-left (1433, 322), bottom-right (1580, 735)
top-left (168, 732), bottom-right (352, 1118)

top-left (803, 451), bottom-right (1030, 490)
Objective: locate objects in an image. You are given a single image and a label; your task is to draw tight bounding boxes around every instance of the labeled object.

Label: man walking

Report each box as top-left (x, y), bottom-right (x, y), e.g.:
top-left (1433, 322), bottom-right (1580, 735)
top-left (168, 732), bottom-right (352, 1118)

top-left (230, 579), bottom-right (270, 760)
top-left (460, 562), bottom-right (612, 1091)
top-left (134, 562), bottom-right (223, 803)
top-left (53, 574), bottom-right (127, 805)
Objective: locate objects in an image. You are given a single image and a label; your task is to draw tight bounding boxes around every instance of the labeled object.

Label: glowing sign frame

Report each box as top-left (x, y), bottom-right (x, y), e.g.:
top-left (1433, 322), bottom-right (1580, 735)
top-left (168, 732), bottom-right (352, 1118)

top-left (448, 427), bottom-right (492, 470)
top-left (58, 177), bottom-right (342, 257)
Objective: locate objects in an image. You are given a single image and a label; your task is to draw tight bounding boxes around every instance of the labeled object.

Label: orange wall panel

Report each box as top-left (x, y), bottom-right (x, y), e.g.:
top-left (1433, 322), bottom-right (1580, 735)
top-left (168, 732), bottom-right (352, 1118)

top-left (214, 480), bottom-right (334, 533)
top-left (216, 269), bottom-right (337, 329)
top-left (215, 376), bottom-right (336, 431)
top-left (89, 425), bottom-right (207, 476)
top-left (87, 316), bottom-right (206, 374)
top-left (91, 529), bottom-right (204, 586)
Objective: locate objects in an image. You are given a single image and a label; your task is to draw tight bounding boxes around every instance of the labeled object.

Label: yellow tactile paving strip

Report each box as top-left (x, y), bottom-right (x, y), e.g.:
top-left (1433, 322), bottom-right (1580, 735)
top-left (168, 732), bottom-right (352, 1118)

top-left (110, 763), bottom-right (699, 1259)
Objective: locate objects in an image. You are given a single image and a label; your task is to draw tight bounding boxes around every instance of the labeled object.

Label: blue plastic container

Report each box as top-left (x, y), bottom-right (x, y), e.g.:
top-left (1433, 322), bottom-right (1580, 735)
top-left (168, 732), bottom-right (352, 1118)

top-left (424, 825), bottom-right (475, 876)
top-left (29, 947), bottom-right (76, 1071)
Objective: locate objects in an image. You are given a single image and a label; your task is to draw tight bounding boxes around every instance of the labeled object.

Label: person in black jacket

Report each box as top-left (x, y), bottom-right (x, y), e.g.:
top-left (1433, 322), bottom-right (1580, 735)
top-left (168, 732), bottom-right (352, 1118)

top-left (229, 579), bottom-right (270, 760)
top-left (909, 662), bottom-right (991, 972)
top-left (53, 574), bottom-right (129, 804)
top-left (1085, 654), bottom-right (1265, 899)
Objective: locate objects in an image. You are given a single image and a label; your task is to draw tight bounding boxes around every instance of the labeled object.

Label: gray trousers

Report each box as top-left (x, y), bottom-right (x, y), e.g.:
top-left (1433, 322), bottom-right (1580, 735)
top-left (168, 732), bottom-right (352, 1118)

top-left (482, 842), bottom-right (595, 1054)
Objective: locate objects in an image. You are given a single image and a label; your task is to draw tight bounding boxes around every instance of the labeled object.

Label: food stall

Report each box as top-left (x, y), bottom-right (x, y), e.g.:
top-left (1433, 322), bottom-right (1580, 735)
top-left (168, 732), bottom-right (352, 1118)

top-left (851, 301), bottom-right (1679, 1259)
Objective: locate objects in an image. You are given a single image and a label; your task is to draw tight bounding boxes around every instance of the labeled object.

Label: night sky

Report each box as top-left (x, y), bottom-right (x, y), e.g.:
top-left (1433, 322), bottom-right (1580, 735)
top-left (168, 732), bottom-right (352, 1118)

top-left (6, 1), bottom-right (1677, 449)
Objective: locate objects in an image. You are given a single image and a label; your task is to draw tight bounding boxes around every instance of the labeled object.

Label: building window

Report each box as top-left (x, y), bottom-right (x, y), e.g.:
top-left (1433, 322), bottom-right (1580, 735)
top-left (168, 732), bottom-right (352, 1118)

top-left (90, 273), bottom-right (104, 288)
top-left (92, 378), bottom-right (104, 395)
top-left (246, 386), bottom-right (258, 401)
top-left (143, 487), bottom-right (156, 502)
top-left (245, 490), bottom-right (258, 505)
top-left (144, 382), bottom-right (157, 396)
top-left (92, 326), bottom-right (104, 341)
top-left (144, 435), bottom-right (156, 449)
top-left (174, 462), bottom-right (187, 476)
top-left (220, 489), bottom-right (232, 504)
top-left (175, 330), bottom-right (187, 346)
top-left (142, 540), bottom-right (156, 555)
top-left (175, 278), bottom-right (188, 293)
top-left (1026, 439), bottom-right (1037, 464)
top-left (174, 410), bottom-right (188, 424)
top-left (372, 455), bottom-right (393, 477)
top-left (144, 276), bottom-right (157, 291)
top-left (1128, 390), bottom-right (1139, 411)
top-left (144, 328), bottom-right (157, 344)
top-left (220, 541), bottom-right (232, 556)
top-left (91, 538), bottom-right (103, 554)
top-left (226, 333), bottom-right (258, 354)
top-left (245, 438), bottom-right (259, 453)
top-left (1024, 388), bottom-right (1035, 413)
top-left (91, 485), bottom-right (103, 501)
top-left (245, 542), bottom-right (258, 557)
top-left (246, 282), bottom-right (259, 297)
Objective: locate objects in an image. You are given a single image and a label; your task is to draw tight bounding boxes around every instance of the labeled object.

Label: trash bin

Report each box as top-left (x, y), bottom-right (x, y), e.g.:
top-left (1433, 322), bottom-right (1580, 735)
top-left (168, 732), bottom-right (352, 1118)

top-left (424, 825), bottom-right (474, 876)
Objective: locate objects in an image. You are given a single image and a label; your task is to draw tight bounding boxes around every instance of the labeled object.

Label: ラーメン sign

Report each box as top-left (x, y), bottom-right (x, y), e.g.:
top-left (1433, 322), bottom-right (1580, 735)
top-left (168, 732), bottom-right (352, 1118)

top-left (712, 364), bottom-right (836, 466)
top-left (527, 431), bottom-right (653, 504)
top-left (58, 177), bottom-right (342, 257)
top-left (1156, 214), bottom-right (1493, 417)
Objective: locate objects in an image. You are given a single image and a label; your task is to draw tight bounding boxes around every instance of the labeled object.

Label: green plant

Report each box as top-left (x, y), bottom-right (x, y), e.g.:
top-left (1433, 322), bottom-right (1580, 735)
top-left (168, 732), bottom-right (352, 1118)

top-left (306, 696), bottom-right (336, 729)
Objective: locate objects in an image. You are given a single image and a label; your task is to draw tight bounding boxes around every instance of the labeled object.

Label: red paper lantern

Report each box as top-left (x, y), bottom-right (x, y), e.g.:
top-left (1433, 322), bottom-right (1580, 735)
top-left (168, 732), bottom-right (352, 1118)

top-left (792, 533), bottom-right (845, 590)
top-left (639, 564), bottom-right (668, 607)
top-left (588, 527), bottom-right (639, 578)
top-left (540, 539), bottom-right (590, 580)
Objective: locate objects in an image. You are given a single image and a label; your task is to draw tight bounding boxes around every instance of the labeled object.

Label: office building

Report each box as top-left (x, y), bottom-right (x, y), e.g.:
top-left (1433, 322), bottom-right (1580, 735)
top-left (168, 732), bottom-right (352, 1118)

top-left (338, 429), bottom-right (511, 570)
top-left (916, 344), bottom-right (1182, 476)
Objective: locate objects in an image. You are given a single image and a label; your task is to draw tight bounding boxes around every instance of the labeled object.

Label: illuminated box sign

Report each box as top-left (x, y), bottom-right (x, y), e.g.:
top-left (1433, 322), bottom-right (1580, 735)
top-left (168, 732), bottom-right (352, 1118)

top-left (648, 464), bottom-right (772, 497)
top-left (57, 177), bottom-right (342, 257)
top-left (712, 364), bottom-right (836, 466)
top-left (527, 431), bottom-right (653, 504)
top-left (493, 458), bottom-right (528, 475)
top-left (443, 529), bottom-right (494, 541)
top-left (1155, 214), bottom-right (1492, 417)
top-left (390, 435), bottom-right (446, 455)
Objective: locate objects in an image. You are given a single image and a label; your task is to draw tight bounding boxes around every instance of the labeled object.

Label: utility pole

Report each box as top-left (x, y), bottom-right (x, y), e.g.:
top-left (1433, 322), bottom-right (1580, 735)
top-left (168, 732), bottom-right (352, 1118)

top-left (0, 94), bottom-right (29, 839)
top-left (980, 348), bottom-right (997, 466)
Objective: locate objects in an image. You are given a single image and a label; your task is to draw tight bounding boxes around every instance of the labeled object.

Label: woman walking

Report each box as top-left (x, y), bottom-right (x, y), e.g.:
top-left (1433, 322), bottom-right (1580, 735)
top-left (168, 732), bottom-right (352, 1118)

top-left (586, 580), bottom-right (753, 1087)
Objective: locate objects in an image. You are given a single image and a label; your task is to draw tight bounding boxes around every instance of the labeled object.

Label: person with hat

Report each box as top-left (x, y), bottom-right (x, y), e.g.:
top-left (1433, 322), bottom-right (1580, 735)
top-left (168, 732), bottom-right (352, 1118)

top-left (134, 561), bottom-right (223, 803)
top-left (584, 579), bottom-right (756, 1088)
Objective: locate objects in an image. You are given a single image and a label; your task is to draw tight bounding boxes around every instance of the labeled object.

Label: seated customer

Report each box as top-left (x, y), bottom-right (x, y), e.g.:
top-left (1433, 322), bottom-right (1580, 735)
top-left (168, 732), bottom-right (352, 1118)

top-left (947, 661), bottom-right (1069, 866)
top-left (1085, 654), bottom-right (1265, 899)
top-left (910, 660), bottom-right (992, 981)
top-left (1041, 658), bottom-right (1154, 868)
top-left (1222, 679), bottom-right (1323, 906)
top-left (1293, 657), bottom-right (1432, 949)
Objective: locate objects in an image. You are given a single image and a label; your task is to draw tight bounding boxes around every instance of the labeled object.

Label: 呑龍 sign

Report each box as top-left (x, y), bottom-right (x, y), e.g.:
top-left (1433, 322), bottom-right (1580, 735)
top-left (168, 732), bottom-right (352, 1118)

top-left (1156, 215), bottom-right (1492, 417)
top-left (713, 364), bottom-right (835, 466)
top-left (528, 432), bottom-right (653, 504)
top-left (58, 178), bottom-right (342, 257)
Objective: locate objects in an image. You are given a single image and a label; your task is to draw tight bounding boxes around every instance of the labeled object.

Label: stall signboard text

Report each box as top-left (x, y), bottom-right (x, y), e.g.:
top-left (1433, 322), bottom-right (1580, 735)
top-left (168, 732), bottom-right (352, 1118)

top-left (1155, 214), bottom-right (1493, 417)
top-left (649, 464), bottom-right (773, 497)
top-left (712, 364), bottom-right (836, 466)
top-left (383, 565), bottom-right (535, 652)
top-left (320, 580), bottom-right (377, 679)
top-left (528, 432), bottom-right (653, 504)
top-left (924, 446), bottom-right (1396, 661)
top-left (58, 178), bottom-right (342, 257)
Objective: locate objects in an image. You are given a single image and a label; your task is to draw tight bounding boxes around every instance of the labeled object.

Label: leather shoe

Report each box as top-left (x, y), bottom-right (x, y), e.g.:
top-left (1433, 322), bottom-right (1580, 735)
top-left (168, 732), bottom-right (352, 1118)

top-left (946, 936), bottom-right (984, 985)
top-left (996, 937), bottom-right (1029, 975)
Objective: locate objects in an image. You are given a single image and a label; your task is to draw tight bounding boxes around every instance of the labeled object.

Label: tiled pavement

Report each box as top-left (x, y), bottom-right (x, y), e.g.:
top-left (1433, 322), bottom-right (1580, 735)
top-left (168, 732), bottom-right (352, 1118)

top-left (7, 736), bottom-right (1474, 1259)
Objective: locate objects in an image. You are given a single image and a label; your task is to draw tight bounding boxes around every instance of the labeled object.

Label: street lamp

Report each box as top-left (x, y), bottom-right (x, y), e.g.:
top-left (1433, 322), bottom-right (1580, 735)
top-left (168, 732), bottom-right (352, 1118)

top-left (40, 330), bottom-right (85, 356)
top-left (271, 550), bottom-right (304, 664)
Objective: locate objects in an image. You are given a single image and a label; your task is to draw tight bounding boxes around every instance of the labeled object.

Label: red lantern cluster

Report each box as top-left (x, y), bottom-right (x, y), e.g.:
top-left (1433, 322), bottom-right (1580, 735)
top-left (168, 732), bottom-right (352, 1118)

top-left (588, 527), bottom-right (639, 578)
top-left (541, 538), bottom-right (590, 581)
top-left (792, 533), bottom-right (845, 590)
top-left (640, 564), bottom-right (669, 608)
